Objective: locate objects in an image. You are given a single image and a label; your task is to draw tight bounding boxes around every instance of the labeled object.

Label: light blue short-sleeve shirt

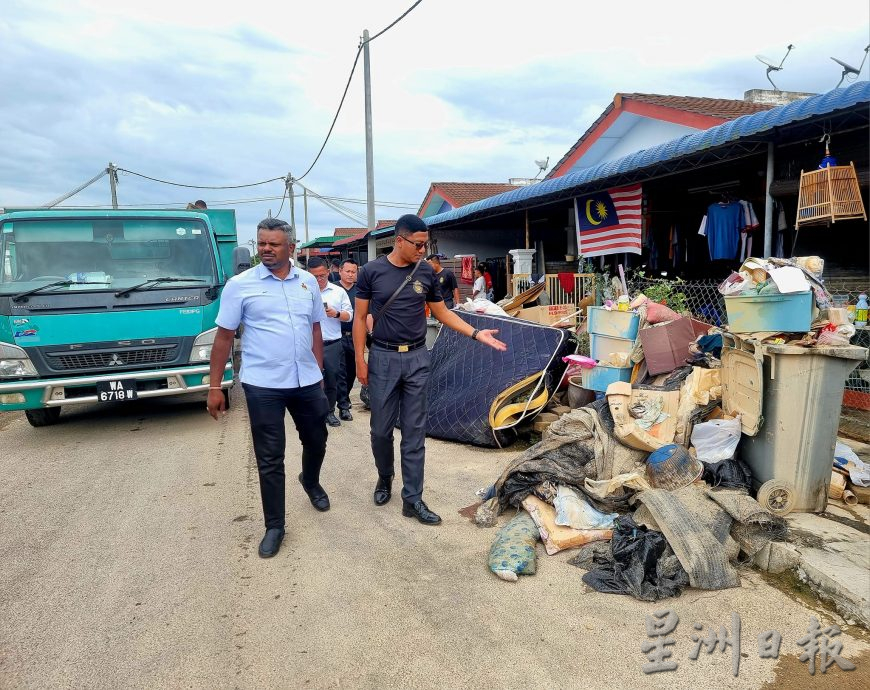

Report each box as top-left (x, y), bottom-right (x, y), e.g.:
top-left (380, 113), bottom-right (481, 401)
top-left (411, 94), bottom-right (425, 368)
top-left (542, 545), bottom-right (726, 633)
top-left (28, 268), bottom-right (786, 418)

top-left (216, 263), bottom-right (325, 388)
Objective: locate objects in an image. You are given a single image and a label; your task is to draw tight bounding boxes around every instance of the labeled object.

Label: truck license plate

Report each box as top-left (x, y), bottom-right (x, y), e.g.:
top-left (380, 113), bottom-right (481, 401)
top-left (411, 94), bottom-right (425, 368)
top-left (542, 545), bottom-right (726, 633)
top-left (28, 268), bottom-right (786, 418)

top-left (96, 379), bottom-right (138, 402)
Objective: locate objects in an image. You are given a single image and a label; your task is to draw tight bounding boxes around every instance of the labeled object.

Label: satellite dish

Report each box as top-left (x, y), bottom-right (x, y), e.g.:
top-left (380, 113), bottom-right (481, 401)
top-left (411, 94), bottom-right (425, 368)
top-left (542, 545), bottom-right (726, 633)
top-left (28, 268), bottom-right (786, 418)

top-left (831, 45), bottom-right (870, 88)
top-left (755, 44), bottom-right (794, 90)
top-left (532, 156), bottom-right (549, 180)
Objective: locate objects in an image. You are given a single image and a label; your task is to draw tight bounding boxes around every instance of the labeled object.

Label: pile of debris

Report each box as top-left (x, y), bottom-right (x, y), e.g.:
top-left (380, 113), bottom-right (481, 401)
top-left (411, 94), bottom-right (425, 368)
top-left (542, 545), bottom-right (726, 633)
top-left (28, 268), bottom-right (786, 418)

top-left (475, 254), bottom-right (868, 601)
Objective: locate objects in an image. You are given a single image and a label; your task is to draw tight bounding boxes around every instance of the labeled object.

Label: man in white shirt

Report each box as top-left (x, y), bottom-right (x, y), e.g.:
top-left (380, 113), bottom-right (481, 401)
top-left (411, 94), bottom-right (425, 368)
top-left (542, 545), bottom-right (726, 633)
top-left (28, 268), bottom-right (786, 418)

top-left (307, 257), bottom-right (353, 426)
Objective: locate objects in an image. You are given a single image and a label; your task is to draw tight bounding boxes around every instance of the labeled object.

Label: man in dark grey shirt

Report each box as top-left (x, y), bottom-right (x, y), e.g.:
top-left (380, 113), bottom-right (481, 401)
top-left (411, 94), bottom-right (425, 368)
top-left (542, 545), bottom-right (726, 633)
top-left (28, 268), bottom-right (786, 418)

top-left (426, 253), bottom-right (460, 309)
top-left (354, 215), bottom-right (507, 525)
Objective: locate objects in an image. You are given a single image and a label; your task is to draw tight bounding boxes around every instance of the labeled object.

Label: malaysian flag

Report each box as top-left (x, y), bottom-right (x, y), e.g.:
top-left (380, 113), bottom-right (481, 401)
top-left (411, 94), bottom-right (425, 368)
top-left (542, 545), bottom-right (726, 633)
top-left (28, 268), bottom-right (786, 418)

top-left (574, 184), bottom-right (643, 257)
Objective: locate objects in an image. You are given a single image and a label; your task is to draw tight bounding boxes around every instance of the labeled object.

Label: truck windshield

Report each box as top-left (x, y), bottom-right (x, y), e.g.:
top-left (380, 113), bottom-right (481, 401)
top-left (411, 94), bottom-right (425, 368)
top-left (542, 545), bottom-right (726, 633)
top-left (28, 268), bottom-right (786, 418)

top-left (0, 217), bottom-right (217, 296)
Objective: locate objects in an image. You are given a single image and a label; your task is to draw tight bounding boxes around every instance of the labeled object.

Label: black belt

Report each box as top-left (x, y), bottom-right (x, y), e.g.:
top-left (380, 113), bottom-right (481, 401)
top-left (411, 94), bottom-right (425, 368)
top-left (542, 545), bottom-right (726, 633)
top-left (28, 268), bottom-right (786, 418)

top-left (323, 339), bottom-right (341, 346)
top-left (371, 338), bottom-right (426, 352)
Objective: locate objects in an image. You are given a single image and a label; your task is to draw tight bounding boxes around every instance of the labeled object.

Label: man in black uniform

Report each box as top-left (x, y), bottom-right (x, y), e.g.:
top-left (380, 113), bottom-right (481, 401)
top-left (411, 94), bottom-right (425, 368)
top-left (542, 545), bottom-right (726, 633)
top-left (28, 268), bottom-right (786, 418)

top-left (335, 259), bottom-right (358, 421)
top-left (354, 214), bottom-right (507, 525)
top-left (426, 253), bottom-right (460, 309)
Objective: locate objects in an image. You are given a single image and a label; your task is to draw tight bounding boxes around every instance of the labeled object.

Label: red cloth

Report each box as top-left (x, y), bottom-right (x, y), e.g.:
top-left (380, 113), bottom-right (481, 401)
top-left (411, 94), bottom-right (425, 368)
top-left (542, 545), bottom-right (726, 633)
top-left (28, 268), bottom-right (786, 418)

top-left (484, 271), bottom-right (493, 289)
top-left (461, 256), bottom-right (474, 285)
top-left (557, 272), bottom-right (575, 294)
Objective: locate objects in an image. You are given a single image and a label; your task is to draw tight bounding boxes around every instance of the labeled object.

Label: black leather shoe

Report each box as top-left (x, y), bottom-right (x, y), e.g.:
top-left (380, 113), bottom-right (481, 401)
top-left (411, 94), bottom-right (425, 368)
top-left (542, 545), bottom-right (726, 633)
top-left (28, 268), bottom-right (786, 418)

top-left (326, 413), bottom-right (341, 427)
top-left (373, 474), bottom-right (393, 506)
top-left (258, 528), bottom-right (285, 558)
top-left (402, 500), bottom-right (442, 525)
top-left (298, 473), bottom-right (330, 511)
top-left (339, 409), bottom-right (353, 421)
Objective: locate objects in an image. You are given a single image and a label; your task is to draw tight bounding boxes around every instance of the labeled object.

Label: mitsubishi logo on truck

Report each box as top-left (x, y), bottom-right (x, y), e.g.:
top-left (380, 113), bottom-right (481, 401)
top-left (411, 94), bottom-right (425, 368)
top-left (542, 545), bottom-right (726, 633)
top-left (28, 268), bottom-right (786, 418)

top-left (108, 354), bottom-right (124, 366)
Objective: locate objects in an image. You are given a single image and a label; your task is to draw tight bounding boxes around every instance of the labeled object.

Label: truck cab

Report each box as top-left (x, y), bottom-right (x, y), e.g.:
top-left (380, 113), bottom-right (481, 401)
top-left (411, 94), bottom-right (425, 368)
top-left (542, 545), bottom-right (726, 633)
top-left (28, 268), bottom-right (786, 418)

top-left (0, 209), bottom-right (247, 426)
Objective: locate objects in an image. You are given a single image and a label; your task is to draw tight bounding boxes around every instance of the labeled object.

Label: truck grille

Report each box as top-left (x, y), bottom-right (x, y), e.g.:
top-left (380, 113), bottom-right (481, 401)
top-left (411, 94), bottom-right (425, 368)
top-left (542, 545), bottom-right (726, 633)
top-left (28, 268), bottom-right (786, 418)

top-left (49, 347), bottom-right (176, 370)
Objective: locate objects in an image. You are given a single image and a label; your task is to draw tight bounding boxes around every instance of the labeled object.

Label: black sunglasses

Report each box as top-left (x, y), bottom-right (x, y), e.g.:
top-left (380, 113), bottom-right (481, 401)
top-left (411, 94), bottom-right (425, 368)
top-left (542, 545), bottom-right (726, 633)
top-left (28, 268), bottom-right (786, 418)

top-left (398, 235), bottom-right (427, 250)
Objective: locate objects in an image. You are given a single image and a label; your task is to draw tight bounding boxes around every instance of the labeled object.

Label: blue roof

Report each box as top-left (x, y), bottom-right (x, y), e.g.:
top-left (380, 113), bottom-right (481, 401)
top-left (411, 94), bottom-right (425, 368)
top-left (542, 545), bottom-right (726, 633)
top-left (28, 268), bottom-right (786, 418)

top-left (426, 82), bottom-right (870, 227)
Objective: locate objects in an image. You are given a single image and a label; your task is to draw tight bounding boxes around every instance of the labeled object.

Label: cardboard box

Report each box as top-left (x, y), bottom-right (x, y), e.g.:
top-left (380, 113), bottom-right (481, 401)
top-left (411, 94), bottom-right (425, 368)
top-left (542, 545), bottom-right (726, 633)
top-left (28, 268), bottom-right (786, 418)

top-left (638, 317), bottom-right (709, 375)
top-left (517, 304), bottom-right (576, 327)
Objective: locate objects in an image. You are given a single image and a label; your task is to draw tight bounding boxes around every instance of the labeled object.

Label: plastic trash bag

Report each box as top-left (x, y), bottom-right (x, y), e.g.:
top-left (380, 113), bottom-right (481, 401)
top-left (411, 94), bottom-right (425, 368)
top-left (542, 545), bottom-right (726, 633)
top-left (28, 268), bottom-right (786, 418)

top-left (553, 485), bottom-right (617, 530)
top-left (690, 416), bottom-right (742, 463)
top-left (573, 515), bottom-right (689, 601)
top-left (835, 442), bottom-right (870, 487)
top-left (702, 457), bottom-right (753, 491)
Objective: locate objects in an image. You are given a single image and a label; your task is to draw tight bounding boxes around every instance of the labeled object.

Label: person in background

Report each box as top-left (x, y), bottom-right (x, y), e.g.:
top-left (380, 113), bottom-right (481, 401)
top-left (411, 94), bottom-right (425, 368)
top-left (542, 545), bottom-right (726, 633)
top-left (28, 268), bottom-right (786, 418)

top-left (478, 262), bottom-right (494, 301)
top-left (194, 200), bottom-right (208, 210)
top-left (335, 259), bottom-right (359, 421)
top-left (472, 266), bottom-right (486, 301)
top-left (354, 214), bottom-right (507, 526)
top-left (328, 259), bottom-right (342, 284)
top-left (206, 218), bottom-right (330, 559)
top-left (425, 253), bottom-right (460, 309)
top-left (307, 257), bottom-right (353, 427)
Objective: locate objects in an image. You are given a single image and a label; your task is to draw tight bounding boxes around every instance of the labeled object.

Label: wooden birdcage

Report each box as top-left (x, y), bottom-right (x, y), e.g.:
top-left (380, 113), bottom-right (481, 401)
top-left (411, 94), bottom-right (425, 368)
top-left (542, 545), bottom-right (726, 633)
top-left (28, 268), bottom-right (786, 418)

top-left (795, 161), bottom-right (867, 228)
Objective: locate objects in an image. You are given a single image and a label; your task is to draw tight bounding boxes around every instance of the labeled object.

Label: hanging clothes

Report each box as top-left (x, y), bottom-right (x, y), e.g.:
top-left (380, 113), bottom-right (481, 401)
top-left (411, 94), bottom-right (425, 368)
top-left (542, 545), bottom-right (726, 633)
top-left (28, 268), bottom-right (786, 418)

top-left (704, 201), bottom-right (743, 261)
top-left (460, 256), bottom-right (474, 285)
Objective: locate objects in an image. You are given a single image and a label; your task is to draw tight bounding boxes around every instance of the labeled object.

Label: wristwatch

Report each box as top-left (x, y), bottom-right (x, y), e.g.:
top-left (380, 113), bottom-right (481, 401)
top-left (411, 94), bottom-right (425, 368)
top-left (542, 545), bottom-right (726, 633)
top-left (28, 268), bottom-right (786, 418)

top-left (471, 328), bottom-right (480, 340)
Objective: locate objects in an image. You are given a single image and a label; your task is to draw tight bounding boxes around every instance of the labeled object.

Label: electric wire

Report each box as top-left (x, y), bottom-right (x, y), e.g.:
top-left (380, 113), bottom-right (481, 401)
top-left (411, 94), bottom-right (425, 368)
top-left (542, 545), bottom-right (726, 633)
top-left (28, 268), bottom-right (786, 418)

top-left (43, 168), bottom-right (108, 207)
top-left (116, 167), bottom-right (285, 190)
top-left (294, 0), bottom-right (424, 182)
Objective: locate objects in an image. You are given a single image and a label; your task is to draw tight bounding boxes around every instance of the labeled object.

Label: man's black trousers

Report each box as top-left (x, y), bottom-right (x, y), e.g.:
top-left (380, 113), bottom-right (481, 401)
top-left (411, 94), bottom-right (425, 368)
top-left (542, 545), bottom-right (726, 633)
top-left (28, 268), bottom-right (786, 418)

top-left (242, 382), bottom-right (329, 529)
top-left (336, 332), bottom-right (356, 412)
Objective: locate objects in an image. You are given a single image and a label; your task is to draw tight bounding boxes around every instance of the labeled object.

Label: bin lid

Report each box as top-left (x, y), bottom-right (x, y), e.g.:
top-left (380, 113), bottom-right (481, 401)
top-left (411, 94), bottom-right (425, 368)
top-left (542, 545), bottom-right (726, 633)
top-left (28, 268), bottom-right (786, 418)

top-left (721, 345), bottom-right (764, 436)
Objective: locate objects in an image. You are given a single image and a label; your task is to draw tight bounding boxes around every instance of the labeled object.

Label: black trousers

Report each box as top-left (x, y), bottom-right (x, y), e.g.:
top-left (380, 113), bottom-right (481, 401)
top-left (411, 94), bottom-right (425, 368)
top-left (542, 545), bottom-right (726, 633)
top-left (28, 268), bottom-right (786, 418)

top-left (367, 346), bottom-right (430, 503)
top-left (336, 333), bottom-right (356, 411)
top-left (322, 340), bottom-right (343, 412)
top-left (243, 382), bottom-right (329, 529)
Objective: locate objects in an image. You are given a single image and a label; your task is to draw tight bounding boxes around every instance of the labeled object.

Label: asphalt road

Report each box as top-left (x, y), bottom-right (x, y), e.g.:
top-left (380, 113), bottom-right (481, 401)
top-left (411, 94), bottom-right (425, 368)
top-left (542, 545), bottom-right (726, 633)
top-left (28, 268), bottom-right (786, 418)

top-left (1, 389), bottom-right (868, 689)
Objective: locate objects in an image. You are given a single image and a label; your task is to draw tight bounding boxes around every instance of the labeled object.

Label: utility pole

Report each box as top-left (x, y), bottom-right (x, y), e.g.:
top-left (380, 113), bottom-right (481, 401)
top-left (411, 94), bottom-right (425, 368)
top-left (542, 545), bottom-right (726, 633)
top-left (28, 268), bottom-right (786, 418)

top-left (108, 162), bottom-right (118, 209)
top-left (303, 187), bottom-right (310, 262)
top-left (363, 30), bottom-right (377, 263)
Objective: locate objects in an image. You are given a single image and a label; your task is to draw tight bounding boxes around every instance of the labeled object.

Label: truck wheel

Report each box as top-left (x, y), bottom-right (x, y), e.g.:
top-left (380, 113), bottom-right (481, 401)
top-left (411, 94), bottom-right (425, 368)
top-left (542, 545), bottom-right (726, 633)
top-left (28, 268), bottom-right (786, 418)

top-left (25, 407), bottom-right (62, 427)
top-left (757, 479), bottom-right (795, 516)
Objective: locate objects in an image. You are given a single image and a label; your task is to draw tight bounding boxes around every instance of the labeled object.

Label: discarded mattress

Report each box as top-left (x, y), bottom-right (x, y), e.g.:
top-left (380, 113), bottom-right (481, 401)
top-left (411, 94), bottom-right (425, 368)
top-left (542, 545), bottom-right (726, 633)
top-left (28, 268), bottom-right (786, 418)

top-left (427, 312), bottom-right (574, 447)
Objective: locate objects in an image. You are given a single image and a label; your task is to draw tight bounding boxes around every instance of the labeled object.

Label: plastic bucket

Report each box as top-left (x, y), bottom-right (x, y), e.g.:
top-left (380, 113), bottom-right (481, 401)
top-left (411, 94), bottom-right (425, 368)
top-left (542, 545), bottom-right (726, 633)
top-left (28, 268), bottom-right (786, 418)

top-left (568, 376), bottom-right (596, 408)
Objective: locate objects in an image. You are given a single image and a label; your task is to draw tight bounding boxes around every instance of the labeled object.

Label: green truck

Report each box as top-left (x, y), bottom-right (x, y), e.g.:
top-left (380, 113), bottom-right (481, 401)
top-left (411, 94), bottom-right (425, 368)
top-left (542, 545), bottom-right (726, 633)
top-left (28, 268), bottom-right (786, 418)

top-left (0, 209), bottom-right (250, 426)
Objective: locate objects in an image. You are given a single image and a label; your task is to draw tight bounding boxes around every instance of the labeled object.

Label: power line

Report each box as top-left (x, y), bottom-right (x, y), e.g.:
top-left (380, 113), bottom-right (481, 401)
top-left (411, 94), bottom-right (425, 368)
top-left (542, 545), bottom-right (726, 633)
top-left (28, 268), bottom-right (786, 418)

top-left (366, 0), bottom-right (423, 42)
top-left (294, 0), bottom-right (424, 182)
top-left (116, 167), bottom-right (285, 190)
top-left (43, 168), bottom-right (108, 207)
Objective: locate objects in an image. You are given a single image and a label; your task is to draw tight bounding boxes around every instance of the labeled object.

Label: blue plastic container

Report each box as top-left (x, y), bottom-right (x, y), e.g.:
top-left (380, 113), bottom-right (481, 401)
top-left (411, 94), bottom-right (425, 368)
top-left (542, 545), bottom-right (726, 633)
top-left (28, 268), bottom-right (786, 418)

top-left (580, 364), bottom-right (632, 392)
top-left (587, 306), bottom-right (640, 339)
top-left (589, 333), bottom-right (635, 361)
top-left (645, 444), bottom-right (703, 491)
top-left (723, 291), bottom-right (813, 334)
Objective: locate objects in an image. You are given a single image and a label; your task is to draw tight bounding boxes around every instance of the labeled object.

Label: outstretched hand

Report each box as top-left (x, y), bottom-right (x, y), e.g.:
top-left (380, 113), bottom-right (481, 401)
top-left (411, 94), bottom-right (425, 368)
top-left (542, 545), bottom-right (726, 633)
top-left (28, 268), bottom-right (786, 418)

top-left (476, 329), bottom-right (507, 351)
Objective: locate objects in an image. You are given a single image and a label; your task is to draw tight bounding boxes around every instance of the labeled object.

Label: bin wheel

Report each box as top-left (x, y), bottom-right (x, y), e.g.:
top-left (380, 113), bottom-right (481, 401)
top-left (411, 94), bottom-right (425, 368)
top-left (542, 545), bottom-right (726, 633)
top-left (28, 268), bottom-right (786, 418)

top-left (757, 479), bottom-right (796, 516)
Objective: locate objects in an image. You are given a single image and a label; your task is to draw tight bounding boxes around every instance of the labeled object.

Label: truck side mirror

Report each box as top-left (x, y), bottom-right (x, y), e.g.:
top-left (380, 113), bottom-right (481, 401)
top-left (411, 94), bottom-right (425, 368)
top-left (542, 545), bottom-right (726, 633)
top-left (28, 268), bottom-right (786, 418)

top-left (232, 247), bottom-right (251, 275)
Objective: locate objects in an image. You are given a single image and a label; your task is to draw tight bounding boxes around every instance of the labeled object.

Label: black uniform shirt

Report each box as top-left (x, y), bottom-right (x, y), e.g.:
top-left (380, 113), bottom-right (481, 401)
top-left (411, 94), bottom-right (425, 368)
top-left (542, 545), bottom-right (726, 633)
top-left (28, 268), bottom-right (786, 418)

top-left (339, 282), bottom-right (358, 334)
top-left (356, 256), bottom-right (441, 343)
top-left (436, 268), bottom-right (458, 308)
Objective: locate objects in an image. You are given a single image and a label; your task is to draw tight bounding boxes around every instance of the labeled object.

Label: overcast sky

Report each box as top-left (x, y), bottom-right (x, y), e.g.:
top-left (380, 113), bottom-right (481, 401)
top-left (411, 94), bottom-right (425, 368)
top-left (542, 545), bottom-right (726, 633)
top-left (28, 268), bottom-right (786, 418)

top-left (2, 0), bottom-right (868, 247)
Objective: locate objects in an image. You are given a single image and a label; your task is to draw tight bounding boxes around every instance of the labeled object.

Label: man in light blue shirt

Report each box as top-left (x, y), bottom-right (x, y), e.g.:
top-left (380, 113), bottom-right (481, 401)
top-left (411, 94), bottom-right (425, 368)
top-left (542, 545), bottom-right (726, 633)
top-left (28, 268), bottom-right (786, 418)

top-left (207, 218), bottom-right (331, 559)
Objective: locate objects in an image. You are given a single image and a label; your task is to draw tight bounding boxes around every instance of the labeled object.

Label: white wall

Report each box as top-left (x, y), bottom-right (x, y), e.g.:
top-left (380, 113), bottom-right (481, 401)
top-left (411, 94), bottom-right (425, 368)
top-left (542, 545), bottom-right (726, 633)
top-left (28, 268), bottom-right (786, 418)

top-left (432, 228), bottom-right (524, 261)
top-left (571, 117), bottom-right (700, 172)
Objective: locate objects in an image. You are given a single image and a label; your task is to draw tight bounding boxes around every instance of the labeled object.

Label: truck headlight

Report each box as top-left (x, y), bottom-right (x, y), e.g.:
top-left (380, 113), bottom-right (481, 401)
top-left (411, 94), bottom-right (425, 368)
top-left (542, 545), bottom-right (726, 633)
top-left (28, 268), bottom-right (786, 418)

top-left (189, 327), bottom-right (218, 363)
top-left (0, 343), bottom-right (38, 378)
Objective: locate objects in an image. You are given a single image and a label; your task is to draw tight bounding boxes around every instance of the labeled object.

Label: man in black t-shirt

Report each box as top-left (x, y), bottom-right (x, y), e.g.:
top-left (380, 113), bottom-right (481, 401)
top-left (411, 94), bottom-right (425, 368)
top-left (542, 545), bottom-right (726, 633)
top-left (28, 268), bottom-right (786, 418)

top-left (354, 214), bottom-right (507, 525)
top-left (426, 253), bottom-right (460, 309)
